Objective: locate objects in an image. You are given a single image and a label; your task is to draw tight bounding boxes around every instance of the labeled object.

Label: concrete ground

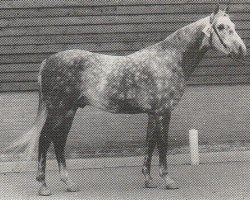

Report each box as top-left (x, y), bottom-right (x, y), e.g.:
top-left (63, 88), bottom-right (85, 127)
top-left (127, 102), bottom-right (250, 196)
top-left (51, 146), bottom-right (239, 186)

top-left (1, 161), bottom-right (250, 200)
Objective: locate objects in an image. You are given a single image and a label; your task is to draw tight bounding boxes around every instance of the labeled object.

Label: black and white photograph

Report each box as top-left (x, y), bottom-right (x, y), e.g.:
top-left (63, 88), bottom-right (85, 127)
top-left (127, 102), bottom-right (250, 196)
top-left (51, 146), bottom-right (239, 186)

top-left (0, 0), bottom-right (250, 199)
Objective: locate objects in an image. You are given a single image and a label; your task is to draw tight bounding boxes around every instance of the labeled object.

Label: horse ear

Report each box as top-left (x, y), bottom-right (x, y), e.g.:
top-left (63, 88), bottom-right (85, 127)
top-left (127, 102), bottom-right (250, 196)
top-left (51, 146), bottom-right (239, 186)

top-left (214, 4), bottom-right (220, 15)
top-left (210, 4), bottom-right (220, 23)
top-left (224, 5), bottom-right (229, 13)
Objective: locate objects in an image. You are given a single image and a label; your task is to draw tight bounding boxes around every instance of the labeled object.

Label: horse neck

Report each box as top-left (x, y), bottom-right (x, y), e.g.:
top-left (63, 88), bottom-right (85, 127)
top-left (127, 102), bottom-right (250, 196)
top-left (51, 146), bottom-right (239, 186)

top-left (158, 16), bottom-right (210, 80)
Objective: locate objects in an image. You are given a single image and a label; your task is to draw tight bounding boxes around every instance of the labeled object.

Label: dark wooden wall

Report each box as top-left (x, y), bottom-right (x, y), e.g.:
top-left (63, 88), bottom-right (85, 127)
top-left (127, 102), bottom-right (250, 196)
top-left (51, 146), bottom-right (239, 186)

top-left (0, 0), bottom-right (250, 92)
top-left (1, 1), bottom-right (250, 160)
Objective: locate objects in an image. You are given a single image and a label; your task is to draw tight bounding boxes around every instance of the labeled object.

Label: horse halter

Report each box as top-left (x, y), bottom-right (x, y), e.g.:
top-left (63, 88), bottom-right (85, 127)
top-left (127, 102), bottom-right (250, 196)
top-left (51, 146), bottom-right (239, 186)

top-left (207, 21), bottom-right (250, 65)
top-left (203, 21), bottom-right (228, 52)
top-left (212, 23), bottom-right (250, 65)
top-left (211, 24), bottom-right (228, 50)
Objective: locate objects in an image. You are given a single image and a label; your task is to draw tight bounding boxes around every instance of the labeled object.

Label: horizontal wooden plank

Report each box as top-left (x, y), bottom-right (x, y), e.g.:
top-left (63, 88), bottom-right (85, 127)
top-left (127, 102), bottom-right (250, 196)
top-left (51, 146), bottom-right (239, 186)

top-left (0, 63), bottom-right (40, 73)
top-left (1, 48), bottom-right (250, 65)
top-left (0, 39), bottom-right (250, 58)
top-left (1, 20), bottom-right (249, 38)
top-left (0, 32), bottom-right (169, 46)
top-left (0, 72), bottom-right (37, 83)
top-left (0, 22), bottom-right (186, 37)
top-left (1, 50), bottom-right (142, 65)
top-left (0, 53), bottom-right (49, 64)
top-left (1, 3), bottom-right (249, 20)
top-left (0, 41), bottom-right (158, 55)
top-left (193, 65), bottom-right (250, 76)
top-left (0, 64), bottom-right (38, 73)
top-left (0, 0), bottom-right (246, 9)
top-left (1, 12), bottom-right (249, 28)
top-left (199, 56), bottom-right (250, 67)
top-left (0, 50), bottom-right (132, 64)
top-left (0, 13), bottom-right (207, 28)
top-left (1, 28), bottom-right (249, 48)
top-left (0, 82), bottom-right (38, 92)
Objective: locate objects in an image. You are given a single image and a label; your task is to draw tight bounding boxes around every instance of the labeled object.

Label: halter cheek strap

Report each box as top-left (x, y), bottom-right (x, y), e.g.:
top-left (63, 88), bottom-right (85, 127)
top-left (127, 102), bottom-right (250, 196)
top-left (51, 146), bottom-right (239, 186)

top-left (202, 23), bottom-right (229, 51)
top-left (212, 24), bottom-right (228, 49)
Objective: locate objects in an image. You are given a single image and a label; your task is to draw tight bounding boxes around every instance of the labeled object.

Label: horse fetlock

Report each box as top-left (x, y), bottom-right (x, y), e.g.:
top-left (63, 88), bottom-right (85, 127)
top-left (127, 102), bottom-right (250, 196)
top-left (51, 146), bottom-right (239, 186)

top-left (60, 176), bottom-right (68, 183)
top-left (159, 166), bottom-right (168, 177)
top-left (60, 172), bottom-right (79, 192)
top-left (142, 166), bottom-right (150, 176)
top-left (60, 170), bottom-right (69, 183)
top-left (36, 172), bottom-right (45, 182)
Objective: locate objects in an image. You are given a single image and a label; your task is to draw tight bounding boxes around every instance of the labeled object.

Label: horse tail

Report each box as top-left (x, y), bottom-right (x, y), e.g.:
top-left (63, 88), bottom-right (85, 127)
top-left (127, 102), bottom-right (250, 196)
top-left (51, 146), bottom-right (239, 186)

top-left (6, 60), bottom-right (48, 161)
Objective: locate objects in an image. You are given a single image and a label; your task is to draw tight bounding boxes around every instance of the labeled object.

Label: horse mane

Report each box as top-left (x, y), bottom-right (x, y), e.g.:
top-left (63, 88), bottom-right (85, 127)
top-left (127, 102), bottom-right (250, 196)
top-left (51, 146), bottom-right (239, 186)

top-left (155, 16), bottom-right (211, 80)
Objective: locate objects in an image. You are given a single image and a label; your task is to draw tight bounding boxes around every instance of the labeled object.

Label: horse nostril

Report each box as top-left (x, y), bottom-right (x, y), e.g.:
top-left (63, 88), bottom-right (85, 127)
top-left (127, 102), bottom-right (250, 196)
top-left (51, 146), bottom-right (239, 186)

top-left (239, 44), bottom-right (247, 56)
top-left (239, 46), bottom-right (242, 53)
top-left (238, 46), bottom-right (245, 57)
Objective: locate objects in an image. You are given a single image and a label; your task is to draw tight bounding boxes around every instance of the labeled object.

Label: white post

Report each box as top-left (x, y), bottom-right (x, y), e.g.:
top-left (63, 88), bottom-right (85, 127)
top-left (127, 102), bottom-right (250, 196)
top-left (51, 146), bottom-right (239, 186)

top-left (189, 129), bottom-right (199, 165)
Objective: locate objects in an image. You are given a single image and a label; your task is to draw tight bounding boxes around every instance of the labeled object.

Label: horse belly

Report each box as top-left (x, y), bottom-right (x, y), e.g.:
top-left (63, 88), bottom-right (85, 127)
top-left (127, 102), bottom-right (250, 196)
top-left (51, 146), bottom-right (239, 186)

top-left (104, 89), bottom-right (151, 114)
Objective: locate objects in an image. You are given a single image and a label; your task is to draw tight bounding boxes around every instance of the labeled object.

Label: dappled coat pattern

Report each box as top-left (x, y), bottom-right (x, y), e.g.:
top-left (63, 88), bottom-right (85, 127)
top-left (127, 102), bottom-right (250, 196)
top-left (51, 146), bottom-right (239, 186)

top-left (41, 48), bottom-right (185, 116)
top-left (7, 7), bottom-right (247, 196)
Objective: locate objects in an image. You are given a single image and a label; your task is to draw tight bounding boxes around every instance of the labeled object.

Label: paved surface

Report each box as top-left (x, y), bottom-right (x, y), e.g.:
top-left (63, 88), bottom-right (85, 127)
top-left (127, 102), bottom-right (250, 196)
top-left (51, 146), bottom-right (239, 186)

top-left (1, 161), bottom-right (250, 200)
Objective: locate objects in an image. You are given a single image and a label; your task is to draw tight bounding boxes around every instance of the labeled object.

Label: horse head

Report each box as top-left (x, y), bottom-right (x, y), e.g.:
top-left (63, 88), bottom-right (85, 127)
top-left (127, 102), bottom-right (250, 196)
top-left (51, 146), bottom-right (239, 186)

top-left (201, 4), bottom-right (246, 59)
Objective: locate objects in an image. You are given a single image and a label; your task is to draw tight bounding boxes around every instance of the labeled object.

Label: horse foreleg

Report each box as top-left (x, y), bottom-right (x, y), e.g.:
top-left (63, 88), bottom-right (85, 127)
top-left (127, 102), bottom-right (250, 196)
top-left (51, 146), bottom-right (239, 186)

top-left (36, 118), bottom-right (53, 196)
top-left (156, 112), bottom-right (178, 189)
top-left (142, 114), bottom-right (157, 188)
top-left (52, 108), bottom-right (79, 192)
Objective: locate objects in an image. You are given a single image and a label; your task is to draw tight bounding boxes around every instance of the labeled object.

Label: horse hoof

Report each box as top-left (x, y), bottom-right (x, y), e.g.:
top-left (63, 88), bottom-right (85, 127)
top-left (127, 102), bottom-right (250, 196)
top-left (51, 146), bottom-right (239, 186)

top-left (144, 180), bottom-right (157, 188)
top-left (66, 184), bottom-right (79, 192)
top-left (165, 183), bottom-right (179, 190)
top-left (164, 176), bottom-right (179, 190)
top-left (38, 185), bottom-right (52, 196)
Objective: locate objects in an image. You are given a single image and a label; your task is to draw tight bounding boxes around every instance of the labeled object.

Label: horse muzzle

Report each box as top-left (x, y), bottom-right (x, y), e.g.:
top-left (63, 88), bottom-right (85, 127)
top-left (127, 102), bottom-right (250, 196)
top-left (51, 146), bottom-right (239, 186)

top-left (229, 43), bottom-right (247, 60)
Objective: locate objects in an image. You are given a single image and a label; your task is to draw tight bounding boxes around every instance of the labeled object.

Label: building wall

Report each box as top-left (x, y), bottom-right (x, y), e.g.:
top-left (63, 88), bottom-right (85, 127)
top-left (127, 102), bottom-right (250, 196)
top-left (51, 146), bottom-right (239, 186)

top-left (0, 0), bottom-right (249, 91)
top-left (0, 1), bottom-right (250, 160)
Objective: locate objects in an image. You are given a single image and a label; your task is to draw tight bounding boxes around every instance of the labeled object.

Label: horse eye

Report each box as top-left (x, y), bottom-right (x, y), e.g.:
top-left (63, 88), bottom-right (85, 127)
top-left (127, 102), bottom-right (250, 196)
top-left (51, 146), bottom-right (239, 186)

top-left (229, 30), bottom-right (234, 35)
top-left (217, 24), bottom-right (225, 30)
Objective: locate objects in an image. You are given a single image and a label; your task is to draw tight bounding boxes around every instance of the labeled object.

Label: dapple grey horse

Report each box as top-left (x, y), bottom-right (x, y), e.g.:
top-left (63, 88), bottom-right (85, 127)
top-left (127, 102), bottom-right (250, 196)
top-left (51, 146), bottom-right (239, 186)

top-left (8, 5), bottom-right (246, 196)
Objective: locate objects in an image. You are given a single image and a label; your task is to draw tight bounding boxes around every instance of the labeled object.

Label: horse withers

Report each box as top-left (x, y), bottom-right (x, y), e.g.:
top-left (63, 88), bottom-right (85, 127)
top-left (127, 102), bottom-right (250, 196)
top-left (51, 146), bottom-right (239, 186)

top-left (8, 5), bottom-right (246, 196)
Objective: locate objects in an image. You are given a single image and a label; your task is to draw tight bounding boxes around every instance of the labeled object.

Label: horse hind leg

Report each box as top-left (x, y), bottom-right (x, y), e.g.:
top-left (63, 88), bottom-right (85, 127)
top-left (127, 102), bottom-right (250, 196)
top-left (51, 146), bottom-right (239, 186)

top-left (51, 107), bottom-right (79, 192)
top-left (36, 115), bottom-right (54, 196)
